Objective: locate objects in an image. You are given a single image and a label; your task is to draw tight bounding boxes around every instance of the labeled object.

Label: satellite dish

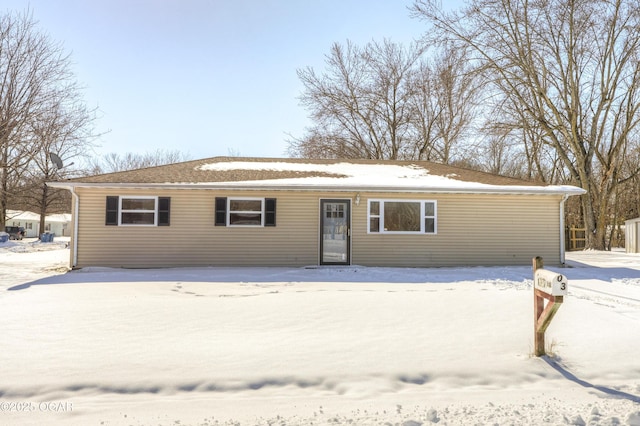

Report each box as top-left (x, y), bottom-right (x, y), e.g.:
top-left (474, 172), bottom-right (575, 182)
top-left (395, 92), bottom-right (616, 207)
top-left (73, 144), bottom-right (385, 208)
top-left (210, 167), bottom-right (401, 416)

top-left (49, 152), bottom-right (73, 170)
top-left (49, 152), bottom-right (64, 169)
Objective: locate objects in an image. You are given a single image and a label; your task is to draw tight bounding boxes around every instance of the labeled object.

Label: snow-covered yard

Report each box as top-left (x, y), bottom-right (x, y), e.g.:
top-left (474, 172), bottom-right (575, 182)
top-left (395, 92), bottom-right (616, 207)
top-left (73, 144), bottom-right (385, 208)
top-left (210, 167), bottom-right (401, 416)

top-left (1, 238), bottom-right (639, 425)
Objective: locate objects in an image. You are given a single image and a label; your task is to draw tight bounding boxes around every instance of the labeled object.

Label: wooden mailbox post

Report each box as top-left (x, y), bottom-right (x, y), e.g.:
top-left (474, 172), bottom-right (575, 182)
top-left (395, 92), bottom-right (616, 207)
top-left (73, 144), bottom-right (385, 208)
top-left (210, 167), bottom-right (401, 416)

top-left (532, 256), bottom-right (567, 356)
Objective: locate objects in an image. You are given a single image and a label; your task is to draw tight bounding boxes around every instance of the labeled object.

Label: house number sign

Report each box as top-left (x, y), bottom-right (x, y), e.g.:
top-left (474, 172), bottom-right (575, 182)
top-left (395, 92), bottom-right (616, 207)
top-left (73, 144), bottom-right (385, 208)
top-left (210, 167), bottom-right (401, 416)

top-left (532, 256), bottom-right (567, 356)
top-left (534, 268), bottom-right (568, 296)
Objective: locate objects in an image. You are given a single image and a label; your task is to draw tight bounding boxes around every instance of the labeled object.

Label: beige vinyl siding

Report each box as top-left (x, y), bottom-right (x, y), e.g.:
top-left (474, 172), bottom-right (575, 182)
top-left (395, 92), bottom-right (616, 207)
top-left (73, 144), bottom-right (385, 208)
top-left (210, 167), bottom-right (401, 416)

top-left (75, 188), bottom-right (321, 268)
top-left (352, 192), bottom-right (562, 267)
top-left (72, 188), bottom-right (562, 268)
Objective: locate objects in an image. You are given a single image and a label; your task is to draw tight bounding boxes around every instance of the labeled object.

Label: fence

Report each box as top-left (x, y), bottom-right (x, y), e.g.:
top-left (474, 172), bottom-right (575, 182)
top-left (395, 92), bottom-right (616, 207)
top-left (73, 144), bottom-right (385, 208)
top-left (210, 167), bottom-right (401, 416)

top-left (567, 226), bottom-right (586, 251)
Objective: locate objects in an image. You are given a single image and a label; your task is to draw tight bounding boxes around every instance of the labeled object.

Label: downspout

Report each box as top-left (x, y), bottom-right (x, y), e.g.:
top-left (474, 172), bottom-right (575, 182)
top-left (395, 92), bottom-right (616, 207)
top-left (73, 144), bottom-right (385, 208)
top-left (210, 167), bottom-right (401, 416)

top-left (560, 194), bottom-right (569, 265)
top-left (70, 186), bottom-right (79, 268)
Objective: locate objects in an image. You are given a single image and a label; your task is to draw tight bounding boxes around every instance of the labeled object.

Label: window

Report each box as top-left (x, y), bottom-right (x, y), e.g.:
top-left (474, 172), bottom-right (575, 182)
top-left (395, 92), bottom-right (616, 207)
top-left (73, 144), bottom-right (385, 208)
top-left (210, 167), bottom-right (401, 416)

top-left (121, 197), bottom-right (156, 225)
top-left (229, 199), bottom-right (262, 225)
top-left (105, 196), bottom-right (170, 226)
top-left (368, 199), bottom-right (437, 234)
top-left (215, 197), bottom-right (276, 227)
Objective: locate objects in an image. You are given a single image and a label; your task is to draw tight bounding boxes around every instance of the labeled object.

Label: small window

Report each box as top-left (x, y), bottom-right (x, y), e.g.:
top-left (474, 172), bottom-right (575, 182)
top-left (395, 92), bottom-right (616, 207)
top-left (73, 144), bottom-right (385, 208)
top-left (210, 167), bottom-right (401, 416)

top-left (105, 196), bottom-right (171, 227)
top-left (229, 198), bottom-right (263, 226)
top-left (369, 201), bottom-right (380, 233)
top-left (424, 201), bottom-right (436, 233)
top-left (121, 197), bottom-right (157, 225)
top-left (215, 197), bottom-right (277, 227)
top-left (368, 199), bottom-right (437, 234)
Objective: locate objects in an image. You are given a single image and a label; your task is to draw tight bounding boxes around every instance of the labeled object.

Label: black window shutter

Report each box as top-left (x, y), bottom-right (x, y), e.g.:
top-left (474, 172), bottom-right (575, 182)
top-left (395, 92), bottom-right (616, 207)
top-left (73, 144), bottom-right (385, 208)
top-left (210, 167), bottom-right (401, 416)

top-left (265, 198), bottom-right (276, 226)
top-left (215, 197), bottom-right (227, 226)
top-left (105, 196), bottom-right (119, 226)
top-left (158, 197), bottom-right (170, 226)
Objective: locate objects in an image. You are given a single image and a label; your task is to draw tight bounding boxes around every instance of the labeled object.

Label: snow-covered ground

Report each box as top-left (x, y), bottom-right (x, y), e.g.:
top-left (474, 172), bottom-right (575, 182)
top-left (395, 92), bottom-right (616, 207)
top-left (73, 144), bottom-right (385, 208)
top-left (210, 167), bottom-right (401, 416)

top-left (1, 237), bottom-right (639, 426)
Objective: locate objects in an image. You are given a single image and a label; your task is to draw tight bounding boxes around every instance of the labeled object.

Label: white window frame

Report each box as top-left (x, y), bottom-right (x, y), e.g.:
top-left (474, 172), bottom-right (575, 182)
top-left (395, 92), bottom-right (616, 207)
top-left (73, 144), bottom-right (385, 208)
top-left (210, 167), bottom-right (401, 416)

top-left (367, 199), bottom-right (437, 235)
top-left (227, 197), bottom-right (265, 227)
top-left (119, 196), bottom-right (158, 226)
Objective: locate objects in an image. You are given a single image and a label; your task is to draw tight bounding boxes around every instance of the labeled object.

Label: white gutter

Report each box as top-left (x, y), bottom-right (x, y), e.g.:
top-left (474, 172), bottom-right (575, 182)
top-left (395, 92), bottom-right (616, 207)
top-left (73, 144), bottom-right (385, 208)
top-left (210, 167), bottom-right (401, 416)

top-left (47, 181), bottom-right (587, 197)
top-left (559, 194), bottom-right (569, 265)
top-left (70, 186), bottom-right (79, 268)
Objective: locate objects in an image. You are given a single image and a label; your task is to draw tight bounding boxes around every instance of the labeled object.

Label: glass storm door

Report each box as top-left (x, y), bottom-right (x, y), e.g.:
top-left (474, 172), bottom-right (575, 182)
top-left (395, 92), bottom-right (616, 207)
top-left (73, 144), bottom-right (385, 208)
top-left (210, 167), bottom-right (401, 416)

top-left (320, 200), bottom-right (351, 265)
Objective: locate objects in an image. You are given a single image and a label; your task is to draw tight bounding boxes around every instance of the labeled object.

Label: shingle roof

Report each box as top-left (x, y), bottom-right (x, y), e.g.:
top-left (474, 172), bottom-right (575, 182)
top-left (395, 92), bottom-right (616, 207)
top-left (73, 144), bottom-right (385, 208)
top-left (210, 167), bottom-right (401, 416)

top-left (48, 156), bottom-right (585, 195)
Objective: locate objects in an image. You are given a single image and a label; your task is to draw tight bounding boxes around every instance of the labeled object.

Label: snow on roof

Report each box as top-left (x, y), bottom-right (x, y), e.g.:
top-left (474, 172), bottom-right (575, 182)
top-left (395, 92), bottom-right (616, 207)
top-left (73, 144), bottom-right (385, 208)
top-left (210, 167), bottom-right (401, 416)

top-left (6, 209), bottom-right (41, 221)
top-left (6, 210), bottom-right (71, 223)
top-left (46, 213), bottom-right (72, 223)
top-left (197, 161), bottom-right (584, 195)
top-left (198, 161), bottom-right (459, 186)
top-left (48, 157), bottom-right (585, 196)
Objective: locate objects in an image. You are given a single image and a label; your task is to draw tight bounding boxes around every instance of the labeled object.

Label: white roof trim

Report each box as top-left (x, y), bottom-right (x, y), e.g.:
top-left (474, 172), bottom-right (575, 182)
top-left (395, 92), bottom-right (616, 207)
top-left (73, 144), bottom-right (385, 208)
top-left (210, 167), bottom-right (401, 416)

top-left (47, 181), bottom-right (586, 196)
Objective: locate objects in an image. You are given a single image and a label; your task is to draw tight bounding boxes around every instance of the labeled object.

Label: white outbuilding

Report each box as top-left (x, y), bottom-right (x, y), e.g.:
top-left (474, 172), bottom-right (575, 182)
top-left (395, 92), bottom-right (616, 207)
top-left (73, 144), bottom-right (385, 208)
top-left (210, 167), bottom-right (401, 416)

top-left (625, 217), bottom-right (640, 253)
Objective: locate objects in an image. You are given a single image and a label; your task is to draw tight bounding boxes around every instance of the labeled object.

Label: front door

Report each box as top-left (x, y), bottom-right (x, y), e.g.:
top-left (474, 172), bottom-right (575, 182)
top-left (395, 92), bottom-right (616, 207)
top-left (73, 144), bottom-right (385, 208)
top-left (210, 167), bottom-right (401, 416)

top-left (320, 199), bottom-right (351, 265)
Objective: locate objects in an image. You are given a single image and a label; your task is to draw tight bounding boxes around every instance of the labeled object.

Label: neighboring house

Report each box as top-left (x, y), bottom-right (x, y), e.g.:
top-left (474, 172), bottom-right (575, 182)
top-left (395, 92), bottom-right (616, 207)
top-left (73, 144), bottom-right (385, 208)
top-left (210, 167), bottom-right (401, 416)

top-left (5, 210), bottom-right (72, 238)
top-left (5, 210), bottom-right (40, 238)
top-left (47, 157), bottom-right (585, 269)
top-left (45, 213), bottom-right (73, 237)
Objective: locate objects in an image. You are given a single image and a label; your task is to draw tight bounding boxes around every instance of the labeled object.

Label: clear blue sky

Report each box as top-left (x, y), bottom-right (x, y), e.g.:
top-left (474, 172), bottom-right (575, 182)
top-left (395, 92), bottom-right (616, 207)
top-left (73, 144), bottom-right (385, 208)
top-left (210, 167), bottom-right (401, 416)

top-left (3, 1), bottom-right (453, 160)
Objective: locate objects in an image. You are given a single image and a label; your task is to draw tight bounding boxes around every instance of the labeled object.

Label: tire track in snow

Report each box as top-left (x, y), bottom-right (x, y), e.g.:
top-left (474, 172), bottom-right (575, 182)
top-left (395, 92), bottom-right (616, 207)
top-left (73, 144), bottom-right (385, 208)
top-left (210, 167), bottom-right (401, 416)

top-left (570, 283), bottom-right (640, 304)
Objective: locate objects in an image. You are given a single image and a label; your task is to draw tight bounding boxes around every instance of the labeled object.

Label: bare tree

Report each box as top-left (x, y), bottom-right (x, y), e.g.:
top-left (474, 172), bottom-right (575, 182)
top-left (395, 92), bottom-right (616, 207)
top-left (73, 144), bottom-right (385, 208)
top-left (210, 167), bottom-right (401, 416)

top-left (19, 93), bottom-right (98, 235)
top-left (291, 39), bottom-right (480, 164)
top-left (609, 136), bottom-right (640, 246)
top-left (478, 135), bottom-right (524, 177)
top-left (86, 149), bottom-right (192, 174)
top-left (292, 40), bottom-right (423, 159)
top-left (413, 0), bottom-right (640, 250)
top-left (481, 96), bottom-right (567, 182)
top-left (287, 127), bottom-right (352, 159)
top-left (407, 46), bottom-right (481, 162)
top-left (0, 10), bottom-right (83, 227)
